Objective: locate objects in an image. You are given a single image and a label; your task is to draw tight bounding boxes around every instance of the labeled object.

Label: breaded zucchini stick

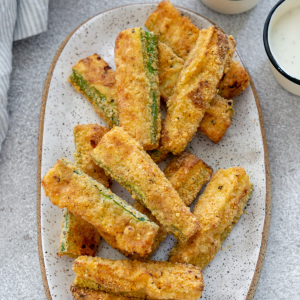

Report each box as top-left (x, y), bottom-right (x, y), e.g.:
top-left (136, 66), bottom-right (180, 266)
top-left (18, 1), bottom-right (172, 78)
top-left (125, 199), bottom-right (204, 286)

top-left (68, 54), bottom-right (119, 127)
top-left (164, 151), bottom-right (213, 206)
top-left (71, 277), bottom-right (137, 300)
top-left (73, 256), bottom-right (204, 300)
top-left (115, 28), bottom-right (161, 150)
top-left (42, 158), bottom-right (159, 257)
top-left (219, 60), bottom-right (250, 99)
top-left (198, 95), bottom-right (234, 143)
top-left (161, 26), bottom-right (236, 154)
top-left (169, 167), bottom-right (253, 269)
top-left (91, 127), bottom-right (200, 242)
top-left (147, 146), bottom-right (171, 164)
top-left (74, 124), bottom-right (111, 187)
top-left (58, 209), bottom-right (100, 258)
top-left (145, 1), bottom-right (199, 60)
top-left (158, 42), bottom-right (247, 102)
top-left (158, 41), bottom-right (184, 102)
top-left (131, 201), bottom-right (168, 258)
top-left (58, 125), bottom-right (110, 258)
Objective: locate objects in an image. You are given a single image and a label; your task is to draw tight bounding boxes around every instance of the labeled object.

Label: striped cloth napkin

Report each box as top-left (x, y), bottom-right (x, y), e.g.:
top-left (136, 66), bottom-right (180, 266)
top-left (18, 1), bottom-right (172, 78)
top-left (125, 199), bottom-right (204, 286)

top-left (0, 0), bottom-right (49, 151)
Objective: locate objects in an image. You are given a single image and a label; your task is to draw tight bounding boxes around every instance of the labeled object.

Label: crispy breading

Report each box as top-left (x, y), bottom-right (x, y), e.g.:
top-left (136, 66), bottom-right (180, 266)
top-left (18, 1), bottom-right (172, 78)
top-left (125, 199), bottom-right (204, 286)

top-left (68, 54), bottom-right (119, 127)
top-left (169, 167), bottom-right (253, 269)
top-left (73, 256), bottom-right (204, 300)
top-left (71, 278), bottom-right (137, 300)
top-left (147, 146), bottom-right (171, 164)
top-left (145, 1), bottom-right (199, 60)
top-left (161, 26), bottom-right (235, 154)
top-left (158, 41), bottom-right (184, 102)
top-left (42, 158), bottom-right (159, 257)
top-left (58, 124), bottom-right (110, 259)
top-left (164, 151), bottom-right (213, 206)
top-left (115, 28), bottom-right (161, 150)
top-left (74, 124), bottom-right (111, 187)
top-left (91, 127), bottom-right (200, 242)
top-left (198, 95), bottom-right (234, 143)
top-left (158, 43), bottom-right (248, 102)
top-left (71, 286), bottom-right (133, 300)
top-left (58, 209), bottom-right (100, 258)
top-left (219, 60), bottom-right (250, 99)
top-left (131, 201), bottom-right (168, 258)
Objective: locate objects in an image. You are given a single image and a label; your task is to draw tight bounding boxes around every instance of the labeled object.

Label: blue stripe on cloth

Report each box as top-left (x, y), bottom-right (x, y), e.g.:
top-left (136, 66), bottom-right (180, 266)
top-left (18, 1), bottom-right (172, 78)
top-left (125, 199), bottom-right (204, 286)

top-left (0, 0), bottom-right (48, 151)
top-left (13, 0), bottom-right (49, 41)
top-left (0, 0), bottom-right (17, 151)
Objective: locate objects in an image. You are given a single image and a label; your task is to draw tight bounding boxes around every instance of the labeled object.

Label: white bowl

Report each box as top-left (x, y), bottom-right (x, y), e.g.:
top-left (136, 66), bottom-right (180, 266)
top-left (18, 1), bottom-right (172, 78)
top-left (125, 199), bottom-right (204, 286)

top-left (201, 0), bottom-right (261, 14)
top-left (264, 0), bottom-right (300, 96)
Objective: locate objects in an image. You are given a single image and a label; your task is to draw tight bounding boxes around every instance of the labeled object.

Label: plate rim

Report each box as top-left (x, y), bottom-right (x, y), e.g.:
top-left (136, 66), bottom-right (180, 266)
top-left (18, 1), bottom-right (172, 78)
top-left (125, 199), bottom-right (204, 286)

top-left (36, 3), bottom-right (272, 300)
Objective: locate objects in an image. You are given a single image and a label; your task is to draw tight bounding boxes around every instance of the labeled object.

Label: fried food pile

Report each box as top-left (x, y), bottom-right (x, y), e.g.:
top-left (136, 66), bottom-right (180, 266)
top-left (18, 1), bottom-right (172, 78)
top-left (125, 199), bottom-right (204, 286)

top-left (42, 2), bottom-right (252, 299)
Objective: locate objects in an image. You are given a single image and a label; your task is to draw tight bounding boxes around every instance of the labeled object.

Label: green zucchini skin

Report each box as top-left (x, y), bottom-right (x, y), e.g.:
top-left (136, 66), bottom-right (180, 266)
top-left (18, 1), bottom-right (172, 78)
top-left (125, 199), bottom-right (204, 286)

top-left (58, 209), bottom-right (100, 258)
top-left (69, 71), bottom-right (119, 127)
top-left (42, 158), bottom-right (159, 257)
top-left (115, 28), bottom-right (161, 151)
top-left (141, 29), bottom-right (160, 144)
top-left (68, 54), bottom-right (119, 128)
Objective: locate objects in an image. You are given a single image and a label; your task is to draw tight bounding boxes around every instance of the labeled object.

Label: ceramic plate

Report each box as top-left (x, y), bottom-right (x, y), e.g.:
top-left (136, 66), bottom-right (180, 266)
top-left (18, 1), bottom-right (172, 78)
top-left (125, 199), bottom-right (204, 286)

top-left (37, 4), bottom-right (271, 300)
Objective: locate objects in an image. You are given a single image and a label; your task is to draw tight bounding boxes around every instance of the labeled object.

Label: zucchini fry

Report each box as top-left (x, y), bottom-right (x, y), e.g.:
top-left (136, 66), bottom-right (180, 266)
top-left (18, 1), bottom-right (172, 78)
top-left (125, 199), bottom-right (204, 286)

top-left (145, 1), bottom-right (199, 60)
top-left (91, 127), bottom-right (200, 242)
top-left (57, 125), bottom-right (110, 258)
top-left (68, 54), bottom-right (119, 127)
top-left (74, 124), bottom-right (111, 187)
top-left (158, 41), bottom-right (184, 102)
top-left (198, 95), bottom-right (234, 143)
top-left (71, 277), bottom-right (136, 300)
top-left (158, 42), bottom-right (249, 102)
top-left (115, 27), bottom-right (161, 150)
top-left (169, 167), bottom-right (253, 269)
top-left (58, 209), bottom-right (100, 258)
top-left (42, 158), bottom-right (159, 257)
top-left (131, 201), bottom-right (168, 258)
top-left (219, 60), bottom-right (250, 99)
top-left (161, 26), bottom-right (236, 154)
top-left (147, 146), bottom-right (171, 164)
top-left (73, 256), bottom-right (204, 300)
top-left (164, 151), bottom-right (213, 206)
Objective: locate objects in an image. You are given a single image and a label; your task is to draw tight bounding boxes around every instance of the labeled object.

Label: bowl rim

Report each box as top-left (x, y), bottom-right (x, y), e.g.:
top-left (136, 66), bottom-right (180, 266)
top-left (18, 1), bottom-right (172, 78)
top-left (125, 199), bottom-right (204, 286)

top-left (263, 0), bottom-right (300, 85)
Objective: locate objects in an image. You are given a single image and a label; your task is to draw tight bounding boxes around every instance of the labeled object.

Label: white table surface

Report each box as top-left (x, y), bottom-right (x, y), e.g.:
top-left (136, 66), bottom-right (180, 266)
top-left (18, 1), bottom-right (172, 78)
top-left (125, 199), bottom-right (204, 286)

top-left (0, 0), bottom-right (299, 299)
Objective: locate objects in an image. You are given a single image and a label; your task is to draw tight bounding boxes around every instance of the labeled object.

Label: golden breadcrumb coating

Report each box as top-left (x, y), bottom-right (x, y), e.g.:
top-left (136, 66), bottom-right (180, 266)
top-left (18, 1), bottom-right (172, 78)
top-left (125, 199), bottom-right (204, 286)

top-left (164, 151), bottom-right (213, 206)
top-left (115, 27), bottom-right (161, 150)
top-left (73, 256), bottom-right (204, 300)
top-left (58, 209), bottom-right (100, 258)
top-left (68, 54), bottom-right (118, 127)
top-left (169, 167), bottom-right (253, 269)
top-left (71, 280), bottom-right (137, 300)
top-left (157, 41), bottom-right (184, 102)
top-left (198, 95), bottom-right (234, 143)
top-left (147, 146), bottom-right (171, 164)
top-left (145, 1), bottom-right (199, 60)
top-left (161, 26), bottom-right (236, 154)
top-left (74, 124), bottom-right (111, 187)
top-left (158, 42), bottom-right (249, 102)
top-left (91, 127), bottom-right (200, 242)
top-left (42, 158), bottom-right (159, 257)
top-left (131, 201), bottom-right (168, 258)
top-left (219, 60), bottom-right (250, 99)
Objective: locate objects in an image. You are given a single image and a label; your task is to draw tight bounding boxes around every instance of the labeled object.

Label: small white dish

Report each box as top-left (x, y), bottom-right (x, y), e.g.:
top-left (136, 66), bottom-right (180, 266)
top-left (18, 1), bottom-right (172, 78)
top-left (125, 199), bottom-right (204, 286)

top-left (264, 0), bottom-right (300, 96)
top-left (201, 0), bottom-right (261, 14)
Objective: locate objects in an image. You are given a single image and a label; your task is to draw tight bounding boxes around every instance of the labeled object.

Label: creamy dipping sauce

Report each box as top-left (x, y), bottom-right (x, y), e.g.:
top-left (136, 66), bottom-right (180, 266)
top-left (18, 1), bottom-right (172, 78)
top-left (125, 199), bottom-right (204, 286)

top-left (270, 5), bottom-right (300, 79)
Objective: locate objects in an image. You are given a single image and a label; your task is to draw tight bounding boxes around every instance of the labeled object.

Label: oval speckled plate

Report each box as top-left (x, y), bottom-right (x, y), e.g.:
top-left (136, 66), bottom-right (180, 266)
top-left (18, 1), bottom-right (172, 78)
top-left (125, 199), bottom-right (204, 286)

top-left (37, 3), bottom-right (271, 300)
